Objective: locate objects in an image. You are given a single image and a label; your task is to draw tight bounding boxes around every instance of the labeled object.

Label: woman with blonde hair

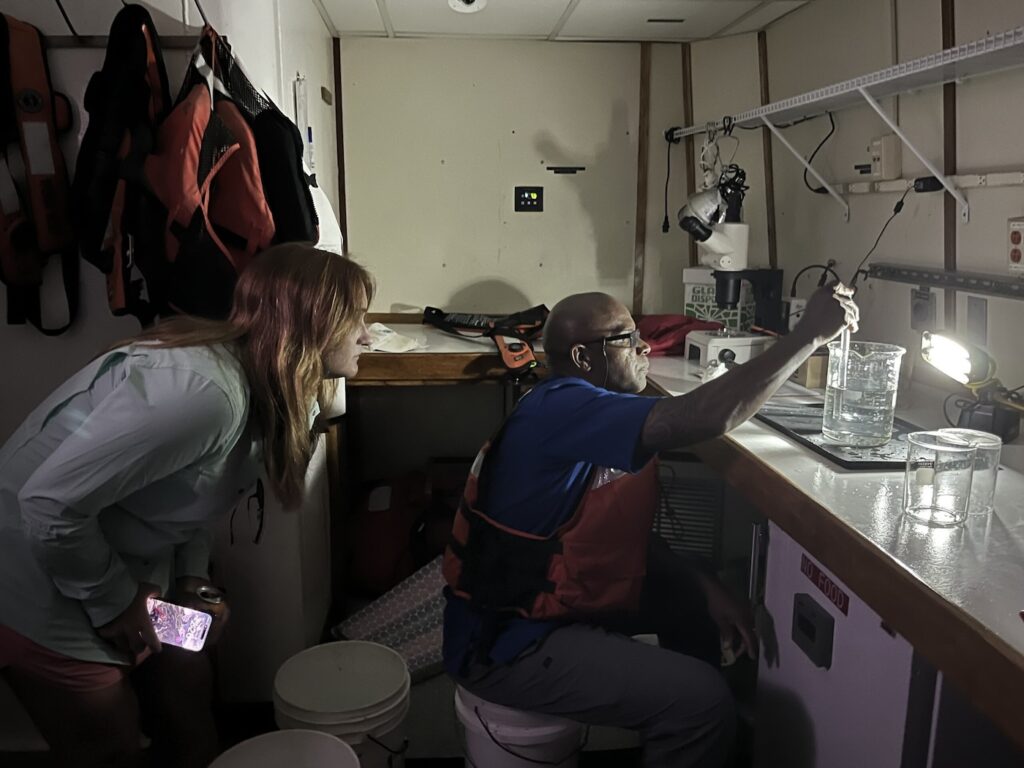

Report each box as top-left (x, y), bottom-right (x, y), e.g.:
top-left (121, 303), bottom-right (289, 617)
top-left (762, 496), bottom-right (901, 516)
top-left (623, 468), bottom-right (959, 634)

top-left (0, 243), bottom-right (373, 767)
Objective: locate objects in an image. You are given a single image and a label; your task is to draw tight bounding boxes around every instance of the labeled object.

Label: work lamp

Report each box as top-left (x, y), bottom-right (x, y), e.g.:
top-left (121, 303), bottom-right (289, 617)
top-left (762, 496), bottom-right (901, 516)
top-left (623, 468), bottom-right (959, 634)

top-left (921, 332), bottom-right (1022, 442)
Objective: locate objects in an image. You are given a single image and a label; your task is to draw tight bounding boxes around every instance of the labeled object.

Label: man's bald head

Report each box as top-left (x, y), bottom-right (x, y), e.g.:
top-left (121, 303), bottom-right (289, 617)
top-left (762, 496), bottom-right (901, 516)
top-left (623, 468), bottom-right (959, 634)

top-left (543, 292), bottom-right (630, 364)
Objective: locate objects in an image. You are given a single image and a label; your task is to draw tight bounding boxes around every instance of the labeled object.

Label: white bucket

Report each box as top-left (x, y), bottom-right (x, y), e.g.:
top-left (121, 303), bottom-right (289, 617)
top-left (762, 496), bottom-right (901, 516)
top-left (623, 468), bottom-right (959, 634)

top-left (210, 729), bottom-right (360, 767)
top-left (454, 686), bottom-right (583, 768)
top-left (274, 641), bottom-right (410, 768)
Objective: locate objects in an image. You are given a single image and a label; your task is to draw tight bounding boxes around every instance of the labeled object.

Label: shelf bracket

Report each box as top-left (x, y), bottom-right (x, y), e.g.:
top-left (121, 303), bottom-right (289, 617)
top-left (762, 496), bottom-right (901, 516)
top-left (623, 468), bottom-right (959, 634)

top-left (857, 86), bottom-right (969, 223)
top-left (759, 115), bottom-right (850, 221)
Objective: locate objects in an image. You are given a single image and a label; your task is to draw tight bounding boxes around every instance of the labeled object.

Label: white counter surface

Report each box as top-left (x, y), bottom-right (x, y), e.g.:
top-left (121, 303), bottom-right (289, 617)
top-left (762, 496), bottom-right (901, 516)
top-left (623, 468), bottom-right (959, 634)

top-left (647, 356), bottom-right (1024, 704)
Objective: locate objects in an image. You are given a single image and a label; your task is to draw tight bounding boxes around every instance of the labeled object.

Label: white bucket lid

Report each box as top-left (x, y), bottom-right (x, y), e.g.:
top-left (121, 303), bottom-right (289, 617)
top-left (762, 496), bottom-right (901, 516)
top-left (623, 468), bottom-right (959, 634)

top-left (275, 641), bottom-right (409, 720)
top-left (276, 697), bottom-right (410, 744)
top-left (273, 676), bottom-right (408, 726)
top-left (209, 729), bottom-right (360, 768)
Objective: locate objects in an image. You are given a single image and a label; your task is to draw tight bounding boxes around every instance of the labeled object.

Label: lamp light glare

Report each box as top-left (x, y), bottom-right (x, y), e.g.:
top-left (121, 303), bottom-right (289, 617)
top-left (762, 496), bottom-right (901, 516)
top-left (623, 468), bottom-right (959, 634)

top-left (922, 332), bottom-right (971, 384)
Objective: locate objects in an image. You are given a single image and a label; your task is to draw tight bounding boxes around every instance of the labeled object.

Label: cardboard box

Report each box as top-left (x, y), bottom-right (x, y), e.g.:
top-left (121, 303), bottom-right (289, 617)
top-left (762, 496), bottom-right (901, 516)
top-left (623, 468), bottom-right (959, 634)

top-left (791, 353), bottom-right (828, 389)
top-left (683, 267), bottom-right (756, 331)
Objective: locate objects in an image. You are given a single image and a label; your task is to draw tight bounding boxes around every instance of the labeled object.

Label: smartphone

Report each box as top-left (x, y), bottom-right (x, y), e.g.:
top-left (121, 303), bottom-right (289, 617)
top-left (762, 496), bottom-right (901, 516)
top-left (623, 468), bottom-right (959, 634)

top-left (146, 597), bottom-right (213, 652)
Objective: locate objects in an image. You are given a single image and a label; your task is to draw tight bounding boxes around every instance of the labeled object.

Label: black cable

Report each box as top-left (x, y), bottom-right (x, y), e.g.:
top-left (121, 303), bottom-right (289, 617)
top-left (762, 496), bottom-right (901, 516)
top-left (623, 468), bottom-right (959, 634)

top-left (53, 0), bottom-right (78, 36)
top-left (662, 138), bottom-right (672, 232)
top-left (736, 114), bottom-right (823, 131)
top-left (718, 164), bottom-right (748, 222)
top-left (789, 263), bottom-right (841, 297)
top-left (803, 112), bottom-right (836, 194)
top-left (943, 393), bottom-right (962, 427)
top-left (851, 186), bottom-right (912, 285)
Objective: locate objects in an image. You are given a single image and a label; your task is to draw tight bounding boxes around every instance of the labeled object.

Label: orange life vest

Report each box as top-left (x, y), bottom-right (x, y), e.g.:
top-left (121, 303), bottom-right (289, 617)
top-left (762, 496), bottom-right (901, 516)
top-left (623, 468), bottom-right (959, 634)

top-left (443, 438), bottom-right (659, 622)
top-left (0, 14), bottom-right (77, 335)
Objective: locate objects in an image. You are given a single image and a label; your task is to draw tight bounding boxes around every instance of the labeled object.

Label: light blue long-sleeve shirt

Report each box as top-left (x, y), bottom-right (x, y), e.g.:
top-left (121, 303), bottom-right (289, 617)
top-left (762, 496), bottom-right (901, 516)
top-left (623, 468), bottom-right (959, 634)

top-left (0, 343), bottom-right (262, 664)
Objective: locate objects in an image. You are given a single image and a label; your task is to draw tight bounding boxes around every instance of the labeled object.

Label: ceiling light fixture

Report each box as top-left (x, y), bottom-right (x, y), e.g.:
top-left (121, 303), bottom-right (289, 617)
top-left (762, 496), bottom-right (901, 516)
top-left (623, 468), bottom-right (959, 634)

top-left (449, 0), bottom-right (487, 13)
top-left (647, 18), bottom-right (686, 24)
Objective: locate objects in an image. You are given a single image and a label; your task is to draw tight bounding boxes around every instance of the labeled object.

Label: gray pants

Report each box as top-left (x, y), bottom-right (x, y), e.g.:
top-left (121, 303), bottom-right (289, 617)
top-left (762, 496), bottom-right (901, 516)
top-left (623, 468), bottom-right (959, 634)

top-left (454, 537), bottom-right (736, 767)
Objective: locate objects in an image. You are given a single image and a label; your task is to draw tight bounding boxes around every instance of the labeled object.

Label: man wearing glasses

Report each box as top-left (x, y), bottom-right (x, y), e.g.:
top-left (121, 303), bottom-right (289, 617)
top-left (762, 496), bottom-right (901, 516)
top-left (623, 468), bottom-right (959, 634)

top-left (443, 285), bottom-right (857, 768)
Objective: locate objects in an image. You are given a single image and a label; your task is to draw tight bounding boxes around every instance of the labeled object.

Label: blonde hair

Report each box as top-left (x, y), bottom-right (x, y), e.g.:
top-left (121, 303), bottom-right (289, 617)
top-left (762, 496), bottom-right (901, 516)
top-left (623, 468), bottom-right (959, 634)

top-left (127, 243), bottom-right (374, 508)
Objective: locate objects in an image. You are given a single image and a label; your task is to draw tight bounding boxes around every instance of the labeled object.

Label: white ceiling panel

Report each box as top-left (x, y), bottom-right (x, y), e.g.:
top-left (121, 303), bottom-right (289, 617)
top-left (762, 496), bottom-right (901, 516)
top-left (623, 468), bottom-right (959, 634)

top-left (721, 1), bottom-right (807, 36)
top-left (558, 0), bottom-right (761, 41)
top-left (322, 0), bottom-right (388, 35)
top-left (387, 0), bottom-right (570, 38)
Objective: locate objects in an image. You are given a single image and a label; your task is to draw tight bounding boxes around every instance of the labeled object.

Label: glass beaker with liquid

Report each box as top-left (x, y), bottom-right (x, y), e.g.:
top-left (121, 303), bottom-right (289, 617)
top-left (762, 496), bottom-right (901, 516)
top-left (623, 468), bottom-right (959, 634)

top-left (822, 341), bottom-right (906, 447)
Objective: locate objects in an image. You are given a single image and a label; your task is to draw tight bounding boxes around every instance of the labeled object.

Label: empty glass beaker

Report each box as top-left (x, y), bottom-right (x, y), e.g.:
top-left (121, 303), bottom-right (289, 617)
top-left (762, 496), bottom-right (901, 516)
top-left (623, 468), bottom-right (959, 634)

top-left (938, 428), bottom-right (1001, 515)
top-left (822, 341), bottom-right (906, 447)
top-left (904, 431), bottom-right (976, 527)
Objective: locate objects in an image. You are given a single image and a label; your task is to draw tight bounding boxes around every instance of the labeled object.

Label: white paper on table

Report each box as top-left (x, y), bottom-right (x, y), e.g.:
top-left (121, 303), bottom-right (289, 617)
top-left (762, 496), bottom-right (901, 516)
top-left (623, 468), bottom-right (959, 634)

top-left (367, 323), bottom-right (423, 353)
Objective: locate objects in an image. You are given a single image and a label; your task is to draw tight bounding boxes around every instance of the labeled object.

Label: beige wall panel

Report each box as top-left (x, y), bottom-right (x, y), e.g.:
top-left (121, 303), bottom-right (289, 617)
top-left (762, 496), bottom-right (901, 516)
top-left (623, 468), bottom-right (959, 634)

top-left (689, 34), bottom-right (770, 268)
top-left (279, 1), bottom-right (341, 215)
top-left (341, 38), bottom-right (641, 314)
top-left (643, 43), bottom-right (689, 314)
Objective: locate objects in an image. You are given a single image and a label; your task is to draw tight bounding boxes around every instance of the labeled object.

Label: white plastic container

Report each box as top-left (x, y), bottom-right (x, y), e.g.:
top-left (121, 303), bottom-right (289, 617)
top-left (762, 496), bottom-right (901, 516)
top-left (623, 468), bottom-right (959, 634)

top-left (274, 641), bottom-right (410, 768)
top-left (210, 729), bottom-right (360, 767)
top-left (454, 686), bottom-right (583, 768)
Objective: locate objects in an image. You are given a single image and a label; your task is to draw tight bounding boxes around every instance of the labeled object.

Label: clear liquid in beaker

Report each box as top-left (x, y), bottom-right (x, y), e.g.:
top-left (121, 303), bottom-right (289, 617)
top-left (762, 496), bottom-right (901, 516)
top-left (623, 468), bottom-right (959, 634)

top-left (822, 384), bottom-right (898, 446)
top-left (821, 342), bottom-right (906, 447)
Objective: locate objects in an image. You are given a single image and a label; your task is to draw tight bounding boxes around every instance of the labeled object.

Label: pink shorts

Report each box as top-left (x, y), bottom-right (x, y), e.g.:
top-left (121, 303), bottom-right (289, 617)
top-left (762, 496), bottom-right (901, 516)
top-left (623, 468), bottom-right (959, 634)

top-left (0, 624), bottom-right (146, 693)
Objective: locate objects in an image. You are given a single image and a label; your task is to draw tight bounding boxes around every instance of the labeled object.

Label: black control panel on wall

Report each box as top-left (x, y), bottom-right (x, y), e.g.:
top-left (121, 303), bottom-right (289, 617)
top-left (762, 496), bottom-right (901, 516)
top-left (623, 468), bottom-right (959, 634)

top-left (514, 186), bottom-right (543, 212)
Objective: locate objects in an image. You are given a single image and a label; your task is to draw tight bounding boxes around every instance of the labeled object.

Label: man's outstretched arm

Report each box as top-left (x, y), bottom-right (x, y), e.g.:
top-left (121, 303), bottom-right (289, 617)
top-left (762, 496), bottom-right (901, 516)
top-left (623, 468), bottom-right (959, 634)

top-left (640, 284), bottom-right (858, 453)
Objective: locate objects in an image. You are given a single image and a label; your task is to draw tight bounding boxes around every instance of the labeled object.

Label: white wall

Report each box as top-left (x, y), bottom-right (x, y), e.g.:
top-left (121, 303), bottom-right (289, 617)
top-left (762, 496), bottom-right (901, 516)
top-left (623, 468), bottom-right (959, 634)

top-left (278, 1), bottom-right (341, 215)
top-left (341, 38), bottom-right (643, 314)
top-left (0, 0), bottom-right (337, 442)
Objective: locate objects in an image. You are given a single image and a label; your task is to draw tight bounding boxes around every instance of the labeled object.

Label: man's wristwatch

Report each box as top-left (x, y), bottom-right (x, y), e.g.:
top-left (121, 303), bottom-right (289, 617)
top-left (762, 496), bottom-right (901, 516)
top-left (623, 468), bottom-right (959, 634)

top-left (195, 585), bottom-right (225, 605)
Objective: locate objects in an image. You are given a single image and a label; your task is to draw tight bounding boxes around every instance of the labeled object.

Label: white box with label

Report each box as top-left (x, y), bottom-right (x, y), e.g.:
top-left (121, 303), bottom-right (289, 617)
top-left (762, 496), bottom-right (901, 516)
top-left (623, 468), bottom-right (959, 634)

top-left (683, 267), bottom-right (756, 330)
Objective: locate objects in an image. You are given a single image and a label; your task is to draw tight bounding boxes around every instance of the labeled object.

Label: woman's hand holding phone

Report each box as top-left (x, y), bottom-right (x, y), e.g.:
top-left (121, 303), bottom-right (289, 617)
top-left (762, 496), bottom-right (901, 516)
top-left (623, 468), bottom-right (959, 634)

top-left (97, 582), bottom-right (163, 656)
top-left (174, 576), bottom-right (231, 646)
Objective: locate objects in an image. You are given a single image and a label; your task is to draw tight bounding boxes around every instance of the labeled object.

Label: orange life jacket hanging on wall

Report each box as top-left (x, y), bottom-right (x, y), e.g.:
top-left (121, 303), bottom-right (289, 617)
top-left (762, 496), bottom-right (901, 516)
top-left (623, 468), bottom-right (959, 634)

top-left (73, 3), bottom-right (170, 326)
top-left (0, 14), bottom-right (77, 335)
top-left (443, 436), bottom-right (659, 622)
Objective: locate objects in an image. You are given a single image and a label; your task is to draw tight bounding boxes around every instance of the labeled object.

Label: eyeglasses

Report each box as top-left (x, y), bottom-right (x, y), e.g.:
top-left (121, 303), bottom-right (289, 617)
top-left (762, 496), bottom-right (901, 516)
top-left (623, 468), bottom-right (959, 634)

top-left (576, 328), bottom-right (642, 349)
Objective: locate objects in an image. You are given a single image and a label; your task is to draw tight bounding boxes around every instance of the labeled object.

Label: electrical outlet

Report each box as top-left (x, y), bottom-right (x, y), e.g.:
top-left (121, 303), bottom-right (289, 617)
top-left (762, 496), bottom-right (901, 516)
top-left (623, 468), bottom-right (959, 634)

top-left (1009, 217), bottom-right (1024, 276)
top-left (857, 134), bottom-right (902, 180)
top-left (910, 287), bottom-right (936, 331)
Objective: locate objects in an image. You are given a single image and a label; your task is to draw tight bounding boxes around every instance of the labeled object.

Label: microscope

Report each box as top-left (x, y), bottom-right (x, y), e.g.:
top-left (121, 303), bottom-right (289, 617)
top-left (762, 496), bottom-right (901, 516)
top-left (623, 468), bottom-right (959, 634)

top-left (677, 165), bottom-right (787, 335)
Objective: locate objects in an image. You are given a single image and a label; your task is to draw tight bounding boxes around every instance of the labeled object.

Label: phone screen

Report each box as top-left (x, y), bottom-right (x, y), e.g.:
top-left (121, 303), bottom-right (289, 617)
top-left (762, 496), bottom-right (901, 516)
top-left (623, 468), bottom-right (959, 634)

top-left (146, 597), bottom-right (212, 652)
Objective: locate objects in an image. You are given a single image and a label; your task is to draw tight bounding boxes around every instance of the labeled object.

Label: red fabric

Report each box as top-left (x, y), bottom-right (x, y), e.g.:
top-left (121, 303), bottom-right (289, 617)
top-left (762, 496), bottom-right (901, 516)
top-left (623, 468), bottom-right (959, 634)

top-left (637, 314), bottom-right (722, 356)
top-left (0, 624), bottom-right (147, 692)
top-left (209, 100), bottom-right (275, 270)
top-left (348, 472), bottom-right (431, 596)
top-left (444, 446), bottom-right (660, 619)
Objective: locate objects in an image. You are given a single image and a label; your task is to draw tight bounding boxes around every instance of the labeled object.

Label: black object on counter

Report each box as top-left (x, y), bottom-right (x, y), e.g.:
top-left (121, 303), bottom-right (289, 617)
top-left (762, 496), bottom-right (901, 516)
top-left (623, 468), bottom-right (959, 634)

top-left (755, 402), bottom-right (922, 470)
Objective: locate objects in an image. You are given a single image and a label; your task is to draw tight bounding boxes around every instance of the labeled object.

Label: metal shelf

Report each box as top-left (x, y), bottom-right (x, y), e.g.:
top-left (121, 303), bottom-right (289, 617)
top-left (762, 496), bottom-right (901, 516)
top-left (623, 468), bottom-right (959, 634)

top-left (676, 26), bottom-right (1024, 138)
top-left (866, 262), bottom-right (1024, 302)
top-left (673, 25), bottom-right (1024, 222)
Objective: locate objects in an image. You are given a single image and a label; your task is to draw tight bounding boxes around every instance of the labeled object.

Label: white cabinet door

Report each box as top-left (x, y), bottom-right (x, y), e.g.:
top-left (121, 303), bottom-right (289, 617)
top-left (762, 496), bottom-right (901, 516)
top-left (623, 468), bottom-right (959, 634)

top-left (754, 523), bottom-right (916, 768)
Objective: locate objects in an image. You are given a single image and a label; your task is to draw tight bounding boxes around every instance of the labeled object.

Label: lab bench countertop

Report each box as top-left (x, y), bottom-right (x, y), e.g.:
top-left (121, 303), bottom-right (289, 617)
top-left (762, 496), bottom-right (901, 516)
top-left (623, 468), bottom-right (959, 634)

top-left (353, 324), bottom-right (546, 384)
top-left (645, 356), bottom-right (1024, 750)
